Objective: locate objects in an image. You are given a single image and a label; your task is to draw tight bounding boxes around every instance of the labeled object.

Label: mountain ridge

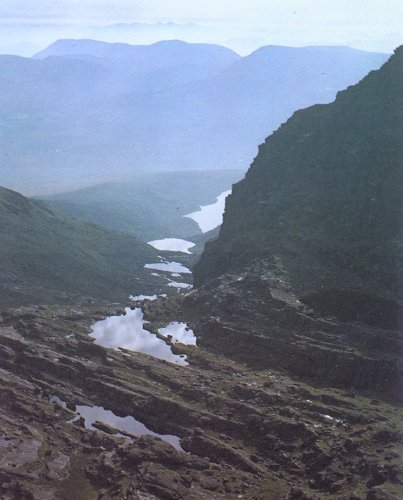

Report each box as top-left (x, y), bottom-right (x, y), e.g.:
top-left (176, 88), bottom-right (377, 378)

top-left (33, 37), bottom-right (241, 57)
top-left (194, 46), bottom-right (403, 311)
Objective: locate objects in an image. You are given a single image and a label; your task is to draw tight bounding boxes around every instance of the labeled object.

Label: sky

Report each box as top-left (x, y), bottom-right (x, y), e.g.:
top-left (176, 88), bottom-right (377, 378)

top-left (0, 0), bottom-right (402, 55)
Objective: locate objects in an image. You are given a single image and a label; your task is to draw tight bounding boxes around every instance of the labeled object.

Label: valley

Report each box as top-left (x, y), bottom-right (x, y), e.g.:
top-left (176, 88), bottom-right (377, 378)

top-left (37, 170), bottom-right (242, 242)
top-left (0, 24), bottom-right (402, 500)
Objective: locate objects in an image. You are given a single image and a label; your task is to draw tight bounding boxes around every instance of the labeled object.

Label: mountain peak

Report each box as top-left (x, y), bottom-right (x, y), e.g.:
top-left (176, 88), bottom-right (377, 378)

top-left (33, 38), bottom-right (240, 60)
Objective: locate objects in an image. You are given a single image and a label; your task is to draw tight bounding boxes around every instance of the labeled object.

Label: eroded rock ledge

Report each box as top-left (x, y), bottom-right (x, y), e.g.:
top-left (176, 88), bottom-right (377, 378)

top-left (172, 260), bottom-right (402, 402)
top-left (0, 299), bottom-right (401, 499)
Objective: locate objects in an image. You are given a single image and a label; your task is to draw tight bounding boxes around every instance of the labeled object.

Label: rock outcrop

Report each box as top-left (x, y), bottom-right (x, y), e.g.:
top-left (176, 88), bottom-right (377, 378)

top-left (183, 261), bottom-right (402, 401)
top-left (195, 47), bottom-right (403, 318)
top-left (0, 302), bottom-right (402, 499)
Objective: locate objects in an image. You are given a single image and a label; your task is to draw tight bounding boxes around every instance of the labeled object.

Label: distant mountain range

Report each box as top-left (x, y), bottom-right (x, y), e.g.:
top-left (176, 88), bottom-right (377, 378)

top-left (0, 39), bottom-right (389, 194)
top-left (0, 185), bottom-right (159, 308)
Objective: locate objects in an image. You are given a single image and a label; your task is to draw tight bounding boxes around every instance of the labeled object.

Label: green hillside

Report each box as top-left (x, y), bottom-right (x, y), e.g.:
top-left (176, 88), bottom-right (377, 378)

top-left (0, 186), bottom-right (159, 309)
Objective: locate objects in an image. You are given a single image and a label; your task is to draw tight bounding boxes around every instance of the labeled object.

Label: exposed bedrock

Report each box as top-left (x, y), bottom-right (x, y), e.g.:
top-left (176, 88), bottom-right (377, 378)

top-left (0, 303), bottom-right (402, 499)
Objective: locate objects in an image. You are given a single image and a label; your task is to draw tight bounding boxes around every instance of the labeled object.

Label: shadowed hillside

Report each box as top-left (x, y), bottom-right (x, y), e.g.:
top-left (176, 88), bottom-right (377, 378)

top-left (0, 186), bottom-right (159, 308)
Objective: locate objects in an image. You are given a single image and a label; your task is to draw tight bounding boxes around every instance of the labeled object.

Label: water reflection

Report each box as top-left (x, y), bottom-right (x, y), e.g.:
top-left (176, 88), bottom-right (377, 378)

top-left (167, 281), bottom-right (192, 290)
top-left (129, 294), bottom-right (158, 301)
top-left (90, 308), bottom-right (188, 366)
top-left (145, 261), bottom-right (191, 274)
top-left (147, 238), bottom-right (195, 254)
top-left (75, 405), bottom-right (182, 450)
top-left (158, 322), bottom-right (197, 345)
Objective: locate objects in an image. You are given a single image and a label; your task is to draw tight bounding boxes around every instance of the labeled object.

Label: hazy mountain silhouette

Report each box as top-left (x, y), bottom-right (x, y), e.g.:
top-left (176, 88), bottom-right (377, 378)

top-left (0, 40), bottom-right (389, 194)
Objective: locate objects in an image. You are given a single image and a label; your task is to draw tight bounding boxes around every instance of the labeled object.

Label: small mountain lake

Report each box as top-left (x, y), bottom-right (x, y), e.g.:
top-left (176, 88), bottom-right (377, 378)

top-left (89, 308), bottom-right (189, 365)
top-left (158, 322), bottom-right (197, 345)
top-left (144, 261), bottom-right (192, 274)
top-left (184, 189), bottom-right (231, 233)
top-left (50, 396), bottom-right (182, 450)
top-left (74, 405), bottom-right (182, 450)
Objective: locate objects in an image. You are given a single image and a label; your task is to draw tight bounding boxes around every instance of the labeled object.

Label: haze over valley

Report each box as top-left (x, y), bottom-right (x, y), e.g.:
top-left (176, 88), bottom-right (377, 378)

top-left (0, 39), bottom-right (388, 195)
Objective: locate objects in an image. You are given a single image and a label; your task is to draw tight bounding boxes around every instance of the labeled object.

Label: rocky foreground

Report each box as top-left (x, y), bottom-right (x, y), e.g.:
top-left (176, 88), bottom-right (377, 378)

top-left (0, 286), bottom-right (402, 499)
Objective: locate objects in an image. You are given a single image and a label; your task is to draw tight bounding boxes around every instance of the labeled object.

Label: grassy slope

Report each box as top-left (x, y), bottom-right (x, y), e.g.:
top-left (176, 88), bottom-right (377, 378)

top-left (0, 186), bottom-right (159, 309)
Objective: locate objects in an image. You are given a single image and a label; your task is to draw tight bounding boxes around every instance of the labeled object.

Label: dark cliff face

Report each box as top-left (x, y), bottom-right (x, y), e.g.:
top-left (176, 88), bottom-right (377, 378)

top-left (195, 46), bottom-right (403, 313)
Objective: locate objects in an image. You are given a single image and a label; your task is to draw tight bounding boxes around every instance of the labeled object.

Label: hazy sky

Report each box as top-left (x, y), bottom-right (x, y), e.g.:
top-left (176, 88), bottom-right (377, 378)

top-left (1, 0), bottom-right (402, 55)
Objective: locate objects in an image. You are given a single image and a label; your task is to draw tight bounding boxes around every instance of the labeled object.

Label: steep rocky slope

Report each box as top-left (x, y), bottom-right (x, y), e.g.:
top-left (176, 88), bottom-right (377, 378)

top-left (195, 46), bottom-right (403, 319)
top-left (0, 186), bottom-right (159, 308)
top-left (186, 47), bottom-right (403, 420)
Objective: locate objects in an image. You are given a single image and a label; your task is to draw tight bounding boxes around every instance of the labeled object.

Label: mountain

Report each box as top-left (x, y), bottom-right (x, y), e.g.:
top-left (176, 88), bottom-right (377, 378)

top-left (0, 185), bottom-right (160, 309)
top-left (186, 46), bottom-right (403, 404)
top-left (131, 45), bottom-right (389, 182)
top-left (33, 39), bottom-right (240, 94)
top-left (206, 45), bottom-right (390, 148)
top-left (195, 46), bottom-right (403, 309)
top-left (38, 170), bottom-right (242, 241)
top-left (0, 47), bottom-right (401, 500)
top-left (0, 40), bottom-right (389, 194)
top-left (34, 38), bottom-right (239, 67)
